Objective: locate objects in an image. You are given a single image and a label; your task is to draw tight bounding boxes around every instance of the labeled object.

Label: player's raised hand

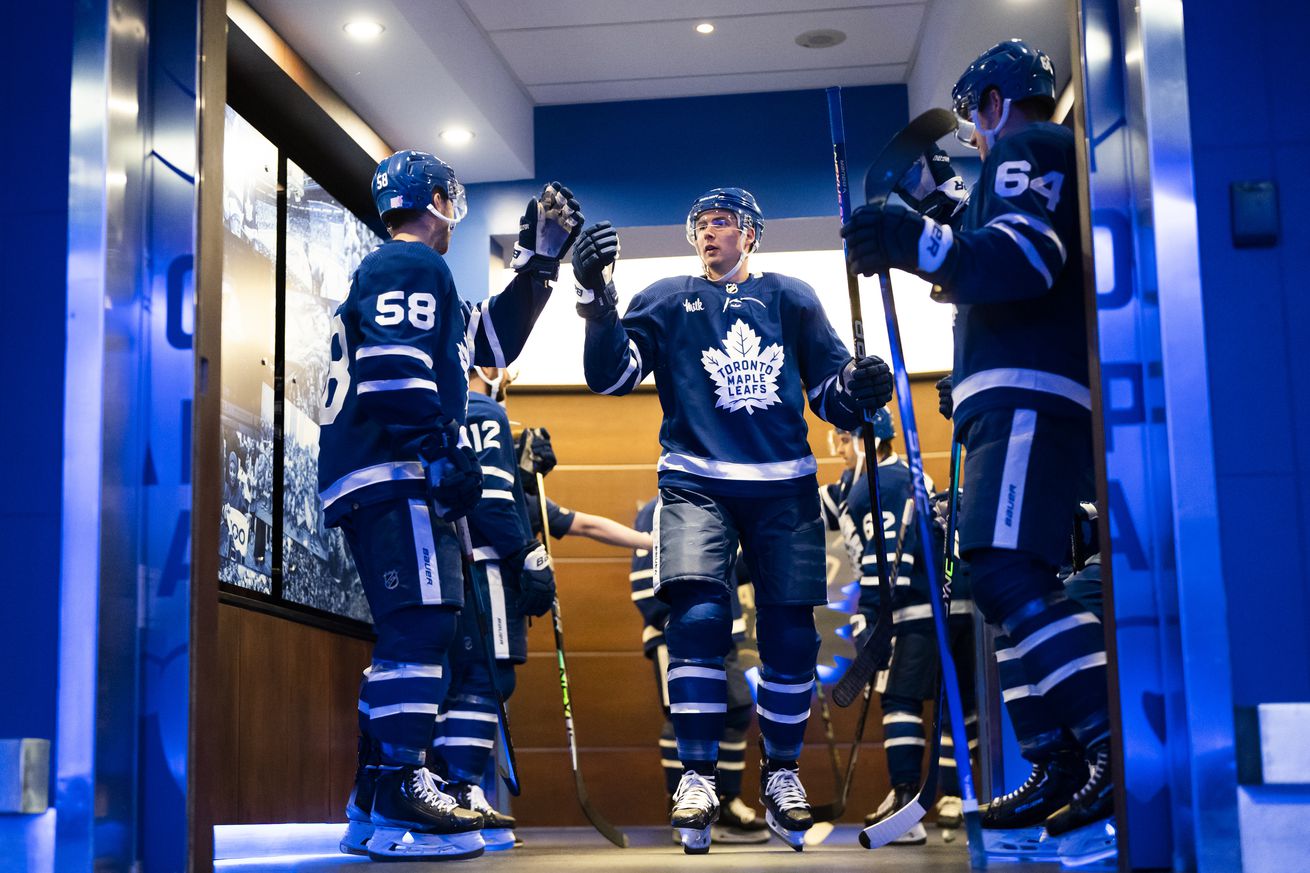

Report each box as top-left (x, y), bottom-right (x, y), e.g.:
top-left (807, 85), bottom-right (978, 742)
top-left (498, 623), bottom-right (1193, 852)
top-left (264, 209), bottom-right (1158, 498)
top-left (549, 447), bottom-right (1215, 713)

top-left (511, 181), bottom-right (585, 281)
top-left (573, 221), bottom-right (622, 319)
top-left (895, 145), bottom-right (967, 217)
top-left (845, 355), bottom-right (894, 410)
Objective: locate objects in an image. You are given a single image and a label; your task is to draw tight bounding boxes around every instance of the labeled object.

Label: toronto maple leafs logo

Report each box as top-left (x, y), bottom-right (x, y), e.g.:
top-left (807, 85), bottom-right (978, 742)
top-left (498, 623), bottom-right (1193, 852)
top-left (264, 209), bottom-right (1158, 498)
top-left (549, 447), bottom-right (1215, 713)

top-left (701, 320), bottom-right (785, 414)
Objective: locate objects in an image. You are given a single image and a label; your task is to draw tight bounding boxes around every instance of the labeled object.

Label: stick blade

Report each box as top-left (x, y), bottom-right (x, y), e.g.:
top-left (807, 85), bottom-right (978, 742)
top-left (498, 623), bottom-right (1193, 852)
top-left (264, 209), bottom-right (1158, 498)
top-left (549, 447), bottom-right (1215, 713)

top-left (859, 799), bottom-right (928, 849)
top-left (575, 778), bottom-right (629, 848)
top-left (864, 108), bottom-right (959, 206)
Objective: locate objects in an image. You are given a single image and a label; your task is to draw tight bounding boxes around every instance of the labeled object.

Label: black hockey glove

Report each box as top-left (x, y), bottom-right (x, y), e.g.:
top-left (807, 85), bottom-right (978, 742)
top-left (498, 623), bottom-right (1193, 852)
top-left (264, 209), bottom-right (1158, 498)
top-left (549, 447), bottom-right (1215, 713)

top-left (419, 427), bottom-right (487, 516)
top-left (513, 542), bottom-right (556, 618)
top-left (841, 202), bottom-right (955, 281)
top-left (516, 426), bottom-right (557, 477)
top-left (936, 375), bottom-right (953, 420)
top-left (895, 145), bottom-right (968, 222)
top-left (511, 182), bottom-right (584, 282)
top-left (572, 221), bottom-right (621, 319)
top-left (844, 355), bottom-right (894, 411)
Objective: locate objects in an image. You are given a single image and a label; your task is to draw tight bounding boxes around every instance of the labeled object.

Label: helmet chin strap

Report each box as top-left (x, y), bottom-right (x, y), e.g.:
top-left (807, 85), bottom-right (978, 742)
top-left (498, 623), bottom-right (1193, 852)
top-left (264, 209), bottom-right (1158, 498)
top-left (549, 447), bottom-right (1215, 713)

top-left (703, 227), bottom-right (751, 284)
top-left (474, 366), bottom-right (503, 399)
top-left (427, 201), bottom-right (458, 227)
top-left (971, 98), bottom-right (1012, 151)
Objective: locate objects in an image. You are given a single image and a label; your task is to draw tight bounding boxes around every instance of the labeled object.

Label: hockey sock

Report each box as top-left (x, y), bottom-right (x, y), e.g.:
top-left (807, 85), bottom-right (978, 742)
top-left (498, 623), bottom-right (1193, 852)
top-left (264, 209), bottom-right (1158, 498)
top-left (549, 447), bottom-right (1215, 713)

top-left (755, 604), bottom-right (820, 761)
top-left (994, 626), bottom-right (1075, 759)
top-left (718, 726), bottom-right (748, 798)
top-left (364, 605), bottom-right (459, 764)
top-left (434, 658), bottom-right (516, 783)
top-left (660, 720), bottom-right (681, 795)
top-left (939, 711), bottom-right (980, 795)
top-left (665, 583), bottom-right (734, 768)
top-left (880, 694), bottom-right (926, 787)
top-left (1001, 595), bottom-right (1110, 750)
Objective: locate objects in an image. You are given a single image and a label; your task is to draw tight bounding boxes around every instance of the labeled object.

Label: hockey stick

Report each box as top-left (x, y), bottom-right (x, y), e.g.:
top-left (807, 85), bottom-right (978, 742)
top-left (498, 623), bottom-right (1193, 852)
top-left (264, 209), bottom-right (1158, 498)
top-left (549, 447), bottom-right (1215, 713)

top-left (859, 441), bottom-right (964, 849)
top-left (448, 514), bottom-right (522, 796)
top-left (534, 474), bottom-right (629, 848)
top-left (810, 493), bottom-right (915, 839)
top-left (829, 98), bottom-right (959, 708)
top-left (845, 110), bottom-right (986, 868)
top-left (826, 87), bottom-right (897, 709)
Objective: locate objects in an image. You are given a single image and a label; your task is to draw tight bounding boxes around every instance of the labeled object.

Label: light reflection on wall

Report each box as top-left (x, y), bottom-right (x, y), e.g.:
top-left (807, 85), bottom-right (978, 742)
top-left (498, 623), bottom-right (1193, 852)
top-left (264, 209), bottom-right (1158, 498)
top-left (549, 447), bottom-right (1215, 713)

top-left (499, 248), bottom-right (954, 386)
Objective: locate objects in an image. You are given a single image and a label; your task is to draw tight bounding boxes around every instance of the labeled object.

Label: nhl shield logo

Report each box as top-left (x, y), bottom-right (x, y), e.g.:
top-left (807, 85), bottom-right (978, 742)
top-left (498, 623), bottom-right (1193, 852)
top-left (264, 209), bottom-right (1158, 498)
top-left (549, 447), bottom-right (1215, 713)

top-left (383, 569), bottom-right (400, 590)
top-left (701, 319), bottom-right (785, 414)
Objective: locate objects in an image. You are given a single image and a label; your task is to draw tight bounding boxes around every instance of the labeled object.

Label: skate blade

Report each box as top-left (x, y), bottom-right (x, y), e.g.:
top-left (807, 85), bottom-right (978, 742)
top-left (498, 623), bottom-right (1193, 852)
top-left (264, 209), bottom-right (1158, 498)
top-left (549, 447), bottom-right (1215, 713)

top-left (481, 827), bottom-right (517, 852)
top-left (366, 826), bottom-right (486, 861)
top-left (982, 825), bottom-right (1060, 861)
top-left (1057, 819), bottom-right (1117, 868)
top-left (677, 826), bottom-right (711, 854)
top-left (712, 824), bottom-right (772, 844)
top-left (765, 810), bottom-right (807, 852)
top-left (340, 820), bottom-right (373, 856)
top-left (802, 821), bottom-right (834, 846)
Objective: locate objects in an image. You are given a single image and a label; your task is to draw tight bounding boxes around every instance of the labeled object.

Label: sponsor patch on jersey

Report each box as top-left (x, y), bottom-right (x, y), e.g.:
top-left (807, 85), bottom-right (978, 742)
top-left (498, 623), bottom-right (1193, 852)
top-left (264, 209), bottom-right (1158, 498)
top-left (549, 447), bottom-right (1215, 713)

top-left (701, 319), bottom-right (785, 414)
top-left (683, 297), bottom-right (704, 313)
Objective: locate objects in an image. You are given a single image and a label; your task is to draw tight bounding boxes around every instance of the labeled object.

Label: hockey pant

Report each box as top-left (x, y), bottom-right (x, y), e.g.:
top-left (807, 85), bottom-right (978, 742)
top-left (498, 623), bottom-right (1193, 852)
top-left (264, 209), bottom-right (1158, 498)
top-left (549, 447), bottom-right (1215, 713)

top-left (664, 582), bottom-right (819, 767)
top-left (655, 644), bottom-right (752, 796)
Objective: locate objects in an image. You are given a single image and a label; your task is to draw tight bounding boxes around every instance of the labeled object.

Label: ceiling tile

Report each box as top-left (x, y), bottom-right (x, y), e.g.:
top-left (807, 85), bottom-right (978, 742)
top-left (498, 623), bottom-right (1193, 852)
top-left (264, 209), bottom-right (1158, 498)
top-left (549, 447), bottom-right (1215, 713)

top-left (529, 64), bottom-right (906, 105)
top-left (466, 0), bottom-right (919, 32)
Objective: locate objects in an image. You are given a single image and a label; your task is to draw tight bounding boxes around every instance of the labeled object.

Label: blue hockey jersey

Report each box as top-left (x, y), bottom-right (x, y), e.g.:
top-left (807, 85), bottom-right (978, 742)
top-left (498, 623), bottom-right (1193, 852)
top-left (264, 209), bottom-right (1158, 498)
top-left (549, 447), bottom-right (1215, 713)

top-left (318, 241), bottom-right (552, 524)
top-left (845, 454), bottom-right (933, 618)
top-left (464, 392), bottom-right (534, 563)
top-left (584, 273), bottom-right (861, 497)
top-left (930, 123), bottom-right (1089, 429)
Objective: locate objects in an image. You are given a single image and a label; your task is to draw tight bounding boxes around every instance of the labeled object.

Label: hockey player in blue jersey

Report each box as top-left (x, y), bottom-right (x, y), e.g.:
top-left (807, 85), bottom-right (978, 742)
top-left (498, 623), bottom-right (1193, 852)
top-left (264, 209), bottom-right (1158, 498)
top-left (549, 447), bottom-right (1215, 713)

top-left (320, 149), bottom-right (581, 861)
top-left (425, 366), bottom-right (556, 851)
top-left (574, 188), bottom-right (894, 852)
top-left (843, 410), bottom-right (977, 844)
top-left (843, 39), bottom-right (1112, 842)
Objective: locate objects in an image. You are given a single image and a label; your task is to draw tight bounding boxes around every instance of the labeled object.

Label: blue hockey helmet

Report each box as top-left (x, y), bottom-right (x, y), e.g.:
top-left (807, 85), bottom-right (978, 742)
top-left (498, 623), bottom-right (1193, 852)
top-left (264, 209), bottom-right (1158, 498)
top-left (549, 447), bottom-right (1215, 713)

top-left (870, 407), bottom-right (895, 444)
top-left (373, 149), bottom-right (468, 226)
top-left (685, 187), bottom-right (764, 252)
top-left (951, 39), bottom-right (1056, 124)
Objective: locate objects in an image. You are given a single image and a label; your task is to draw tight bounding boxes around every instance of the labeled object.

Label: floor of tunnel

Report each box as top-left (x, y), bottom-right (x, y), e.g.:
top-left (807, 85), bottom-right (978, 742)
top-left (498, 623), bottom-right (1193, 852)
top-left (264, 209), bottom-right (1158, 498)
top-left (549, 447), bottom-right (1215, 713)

top-left (214, 823), bottom-right (1074, 872)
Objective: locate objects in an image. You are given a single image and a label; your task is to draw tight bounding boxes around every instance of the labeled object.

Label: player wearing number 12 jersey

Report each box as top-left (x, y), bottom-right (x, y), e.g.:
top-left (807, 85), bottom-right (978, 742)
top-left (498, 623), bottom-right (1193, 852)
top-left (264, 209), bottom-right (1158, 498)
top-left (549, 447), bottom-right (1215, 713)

top-left (319, 149), bottom-right (582, 861)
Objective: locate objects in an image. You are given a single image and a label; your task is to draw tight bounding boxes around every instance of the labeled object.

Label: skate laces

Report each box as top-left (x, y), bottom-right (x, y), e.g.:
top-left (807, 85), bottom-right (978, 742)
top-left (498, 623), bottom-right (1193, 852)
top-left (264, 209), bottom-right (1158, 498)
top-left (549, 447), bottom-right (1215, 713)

top-left (764, 767), bottom-right (808, 811)
top-left (409, 767), bottom-right (458, 812)
top-left (673, 772), bottom-right (717, 810)
top-left (995, 766), bottom-right (1042, 804)
top-left (1073, 748), bottom-right (1110, 805)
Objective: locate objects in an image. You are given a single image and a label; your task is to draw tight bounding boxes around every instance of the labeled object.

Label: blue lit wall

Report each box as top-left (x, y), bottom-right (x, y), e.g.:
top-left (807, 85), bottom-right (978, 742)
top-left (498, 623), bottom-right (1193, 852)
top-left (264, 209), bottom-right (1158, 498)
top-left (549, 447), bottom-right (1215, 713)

top-left (448, 85), bottom-right (909, 300)
top-left (0, 0), bottom-right (70, 752)
top-left (1185, 2), bottom-right (1310, 705)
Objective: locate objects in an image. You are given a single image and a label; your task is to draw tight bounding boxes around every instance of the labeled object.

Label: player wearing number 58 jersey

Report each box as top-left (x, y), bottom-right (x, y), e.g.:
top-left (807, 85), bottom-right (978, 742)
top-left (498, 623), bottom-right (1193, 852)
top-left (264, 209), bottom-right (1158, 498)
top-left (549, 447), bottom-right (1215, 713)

top-left (320, 149), bottom-right (582, 862)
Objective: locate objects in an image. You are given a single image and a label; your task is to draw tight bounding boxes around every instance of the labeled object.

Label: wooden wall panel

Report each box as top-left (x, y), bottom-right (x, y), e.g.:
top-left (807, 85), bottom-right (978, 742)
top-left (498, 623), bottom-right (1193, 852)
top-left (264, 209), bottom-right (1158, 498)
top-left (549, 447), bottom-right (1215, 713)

top-left (214, 378), bottom-right (954, 828)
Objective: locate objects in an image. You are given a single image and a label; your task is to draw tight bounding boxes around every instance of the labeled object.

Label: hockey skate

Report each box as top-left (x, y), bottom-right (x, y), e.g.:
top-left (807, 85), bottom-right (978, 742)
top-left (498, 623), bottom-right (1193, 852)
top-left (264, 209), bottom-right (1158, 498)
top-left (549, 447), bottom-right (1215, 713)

top-left (671, 771), bottom-right (719, 854)
top-left (449, 781), bottom-right (516, 852)
top-left (934, 795), bottom-right (962, 842)
top-left (761, 763), bottom-right (812, 851)
top-left (711, 795), bottom-right (770, 844)
top-left (339, 763), bottom-right (377, 856)
top-left (1045, 744), bottom-right (1116, 867)
top-left (980, 749), bottom-right (1084, 861)
top-left (366, 765), bottom-right (485, 861)
top-left (864, 785), bottom-right (927, 845)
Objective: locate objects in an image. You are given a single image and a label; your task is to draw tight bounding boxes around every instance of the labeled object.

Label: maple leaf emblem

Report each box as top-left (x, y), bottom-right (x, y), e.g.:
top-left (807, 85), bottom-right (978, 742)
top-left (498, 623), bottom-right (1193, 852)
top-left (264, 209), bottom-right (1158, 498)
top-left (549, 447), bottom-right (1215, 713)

top-left (701, 319), bottom-right (785, 414)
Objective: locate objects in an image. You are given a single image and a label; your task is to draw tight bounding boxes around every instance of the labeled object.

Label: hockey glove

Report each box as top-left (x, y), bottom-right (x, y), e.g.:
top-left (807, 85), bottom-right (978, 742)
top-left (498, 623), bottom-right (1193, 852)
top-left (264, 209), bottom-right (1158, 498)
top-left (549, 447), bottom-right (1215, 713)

top-left (419, 418), bottom-right (483, 520)
top-left (935, 375), bottom-right (953, 420)
top-left (572, 221), bottom-right (621, 319)
top-left (513, 543), bottom-right (556, 618)
top-left (841, 202), bottom-right (955, 281)
top-left (516, 426), bottom-right (557, 477)
top-left (895, 145), bottom-right (968, 222)
top-left (510, 182), bottom-right (584, 281)
top-left (844, 355), bottom-right (894, 411)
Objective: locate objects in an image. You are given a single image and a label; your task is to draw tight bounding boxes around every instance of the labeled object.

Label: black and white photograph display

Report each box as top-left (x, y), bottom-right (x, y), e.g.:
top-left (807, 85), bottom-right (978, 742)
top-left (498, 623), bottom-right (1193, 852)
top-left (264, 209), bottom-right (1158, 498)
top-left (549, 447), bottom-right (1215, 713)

top-left (281, 162), bottom-right (379, 622)
top-left (218, 106), bottom-right (277, 594)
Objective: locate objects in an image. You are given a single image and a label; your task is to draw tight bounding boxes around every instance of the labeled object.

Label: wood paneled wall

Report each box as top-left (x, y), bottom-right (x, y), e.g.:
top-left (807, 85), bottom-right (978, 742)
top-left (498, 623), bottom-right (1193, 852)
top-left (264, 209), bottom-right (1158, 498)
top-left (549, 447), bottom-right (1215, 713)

top-left (214, 377), bottom-right (953, 826)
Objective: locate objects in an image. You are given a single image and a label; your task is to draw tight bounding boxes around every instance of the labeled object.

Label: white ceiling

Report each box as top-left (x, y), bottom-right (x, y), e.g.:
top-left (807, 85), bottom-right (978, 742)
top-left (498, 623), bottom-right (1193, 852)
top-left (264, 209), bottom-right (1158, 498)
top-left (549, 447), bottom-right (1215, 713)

top-left (245, 0), bottom-right (1073, 182)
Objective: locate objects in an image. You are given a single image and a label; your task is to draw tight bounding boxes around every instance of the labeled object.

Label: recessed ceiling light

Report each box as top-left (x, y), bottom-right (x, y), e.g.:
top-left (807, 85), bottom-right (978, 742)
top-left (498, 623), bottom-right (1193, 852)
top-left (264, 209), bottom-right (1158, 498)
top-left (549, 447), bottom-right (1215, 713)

top-left (695, 22), bottom-right (715, 35)
top-left (795, 28), bottom-right (846, 49)
top-left (343, 19), bottom-right (384, 41)
top-left (439, 127), bottom-right (475, 146)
